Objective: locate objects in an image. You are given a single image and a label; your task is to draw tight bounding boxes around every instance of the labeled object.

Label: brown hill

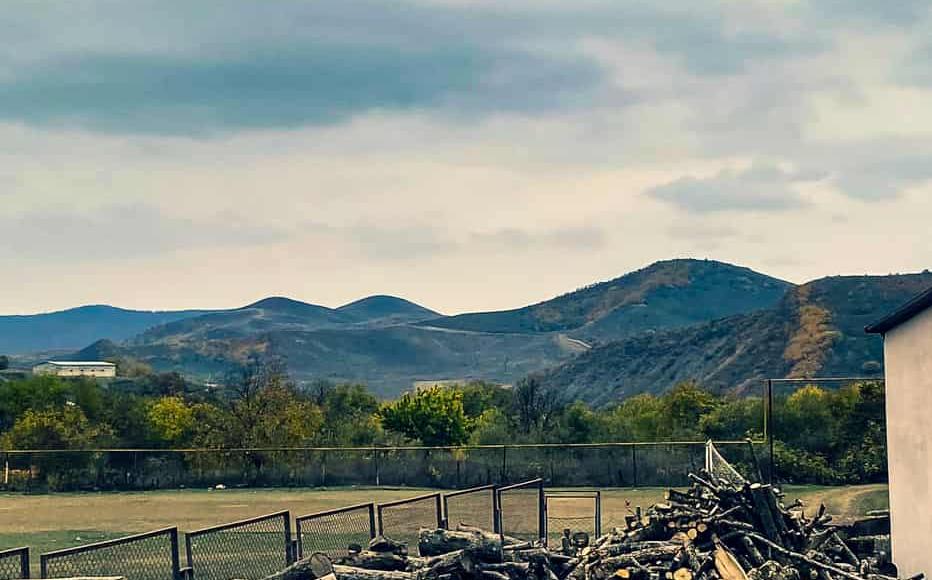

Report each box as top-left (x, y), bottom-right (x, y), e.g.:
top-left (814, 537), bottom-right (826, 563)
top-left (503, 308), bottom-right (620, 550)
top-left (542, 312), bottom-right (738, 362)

top-left (540, 272), bottom-right (932, 405)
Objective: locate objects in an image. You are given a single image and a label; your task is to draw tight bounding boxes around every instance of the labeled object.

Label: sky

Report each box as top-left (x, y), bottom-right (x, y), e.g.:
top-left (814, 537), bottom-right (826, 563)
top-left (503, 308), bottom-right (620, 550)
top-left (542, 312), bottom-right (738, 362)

top-left (2, 0), bottom-right (932, 315)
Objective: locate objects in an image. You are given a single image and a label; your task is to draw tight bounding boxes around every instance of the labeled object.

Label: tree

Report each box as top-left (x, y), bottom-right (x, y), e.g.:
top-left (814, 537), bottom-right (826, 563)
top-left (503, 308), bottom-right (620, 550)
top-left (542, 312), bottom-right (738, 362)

top-left (2, 406), bottom-right (112, 450)
top-left (379, 386), bottom-right (471, 446)
top-left (0, 375), bottom-right (71, 431)
top-left (0, 355), bottom-right (9, 370)
top-left (557, 401), bottom-right (597, 443)
top-left (512, 375), bottom-right (559, 435)
top-left (147, 396), bottom-right (196, 445)
top-left (321, 384), bottom-right (380, 445)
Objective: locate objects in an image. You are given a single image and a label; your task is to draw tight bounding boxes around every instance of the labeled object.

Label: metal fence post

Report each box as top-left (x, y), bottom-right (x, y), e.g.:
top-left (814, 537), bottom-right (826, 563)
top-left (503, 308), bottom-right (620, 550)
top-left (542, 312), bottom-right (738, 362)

top-left (538, 480), bottom-right (546, 542)
top-left (284, 512), bottom-right (294, 564)
top-left (595, 491), bottom-right (602, 537)
top-left (368, 504), bottom-right (377, 539)
top-left (170, 528), bottom-right (181, 580)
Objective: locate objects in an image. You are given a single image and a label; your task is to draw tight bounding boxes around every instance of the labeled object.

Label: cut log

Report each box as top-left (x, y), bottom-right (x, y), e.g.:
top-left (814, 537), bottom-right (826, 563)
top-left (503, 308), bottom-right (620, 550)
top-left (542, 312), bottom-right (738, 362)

top-left (266, 553), bottom-right (337, 580)
top-left (333, 565), bottom-right (420, 580)
top-left (418, 528), bottom-right (503, 560)
top-left (339, 551), bottom-right (409, 571)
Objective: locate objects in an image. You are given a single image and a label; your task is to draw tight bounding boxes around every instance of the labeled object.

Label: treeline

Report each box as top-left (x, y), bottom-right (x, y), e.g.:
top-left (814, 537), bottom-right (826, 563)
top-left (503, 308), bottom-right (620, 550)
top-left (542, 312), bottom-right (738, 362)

top-left (0, 358), bottom-right (886, 486)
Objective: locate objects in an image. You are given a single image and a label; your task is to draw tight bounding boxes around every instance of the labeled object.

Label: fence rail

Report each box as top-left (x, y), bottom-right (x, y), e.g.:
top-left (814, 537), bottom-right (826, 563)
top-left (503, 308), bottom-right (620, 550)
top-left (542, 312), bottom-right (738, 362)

top-left (185, 511), bottom-right (292, 580)
top-left (39, 527), bottom-right (180, 580)
top-left (377, 492), bottom-right (443, 553)
top-left (296, 503), bottom-right (376, 560)
top-left (1, 441), bottom-right (763, 492)
top-left (442, 484), bottom-right (497, 532)
top-left (497, 479), bottom-right (545, 543)
top-left (0, 547), bottom-right (29, 580)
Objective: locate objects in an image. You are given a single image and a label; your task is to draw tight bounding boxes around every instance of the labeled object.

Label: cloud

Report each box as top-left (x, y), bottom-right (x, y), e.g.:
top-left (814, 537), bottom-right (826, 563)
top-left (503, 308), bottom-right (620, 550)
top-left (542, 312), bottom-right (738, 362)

top-left (0, 205), bottom-right (287, 261)
top-left (646, 162), bottom-right (823, 213)
top-left (470, 226), bottom-right (606, 250)
top-left (0, 1), bottom-right (606, 135)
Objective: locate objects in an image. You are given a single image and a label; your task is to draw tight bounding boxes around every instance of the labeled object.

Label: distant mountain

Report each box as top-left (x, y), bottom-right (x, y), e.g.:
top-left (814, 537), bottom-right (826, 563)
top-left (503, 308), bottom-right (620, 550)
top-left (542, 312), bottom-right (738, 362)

top-left (132, 297), bottom-right (355, 343)
top-left (540, 272), bottom-right (932, 405)
top-left (421, 259), bottom-right (791, 342)
top-left (0, 305), bottom-right (210, 354)
top-left (56, 259), bottom-right (795, 397)
top-left (338, 295), bottom-right (441, 326)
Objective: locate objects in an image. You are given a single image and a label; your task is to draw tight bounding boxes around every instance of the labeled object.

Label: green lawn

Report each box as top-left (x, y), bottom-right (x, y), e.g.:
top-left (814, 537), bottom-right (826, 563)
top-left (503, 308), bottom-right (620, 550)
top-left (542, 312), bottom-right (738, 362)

top-left (0, 484), bottom-right (888, 577)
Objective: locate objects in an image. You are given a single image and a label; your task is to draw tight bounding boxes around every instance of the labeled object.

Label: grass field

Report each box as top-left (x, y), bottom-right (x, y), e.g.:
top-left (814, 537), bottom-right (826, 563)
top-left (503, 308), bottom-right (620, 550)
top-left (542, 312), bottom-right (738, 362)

top-left (0, 483), bottom-right (887, 557)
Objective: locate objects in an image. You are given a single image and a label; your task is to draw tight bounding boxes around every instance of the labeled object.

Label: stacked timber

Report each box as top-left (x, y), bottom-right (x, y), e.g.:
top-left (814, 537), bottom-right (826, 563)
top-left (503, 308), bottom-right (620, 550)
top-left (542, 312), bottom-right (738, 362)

top-left (266, 471), bottom-right (918, 580)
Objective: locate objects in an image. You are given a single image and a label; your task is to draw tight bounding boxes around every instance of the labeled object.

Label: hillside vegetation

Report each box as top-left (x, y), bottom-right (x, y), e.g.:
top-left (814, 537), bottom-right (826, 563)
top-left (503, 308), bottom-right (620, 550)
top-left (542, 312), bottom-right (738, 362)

top-left (541, 273), bottom-right (932, 404)
top-left (4, 260), bottom-right (930, 402)
top-left (421, 259), bottom-right (790, 340)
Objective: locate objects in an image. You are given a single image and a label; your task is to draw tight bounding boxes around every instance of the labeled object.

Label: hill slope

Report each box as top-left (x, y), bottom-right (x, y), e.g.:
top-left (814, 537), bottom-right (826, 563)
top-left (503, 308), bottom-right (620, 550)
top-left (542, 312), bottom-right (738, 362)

top-left (540, 272), bottom-right (932, 405)
top-left (132, 297), bottom-right (356, 343)
top-left (337, 295), bottom-right (441, 326)
top-left (421, 259), bottom-right (791, 341)
top-left (0, 305), bottom-right (210, 354)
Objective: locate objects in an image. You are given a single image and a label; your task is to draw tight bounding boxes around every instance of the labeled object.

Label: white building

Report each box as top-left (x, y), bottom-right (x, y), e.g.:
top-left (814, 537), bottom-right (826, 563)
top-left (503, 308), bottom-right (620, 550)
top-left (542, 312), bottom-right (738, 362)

top-left (32, 361), bottom-right (117, 378)
top-left (866, 286), bottom-right (932, 577)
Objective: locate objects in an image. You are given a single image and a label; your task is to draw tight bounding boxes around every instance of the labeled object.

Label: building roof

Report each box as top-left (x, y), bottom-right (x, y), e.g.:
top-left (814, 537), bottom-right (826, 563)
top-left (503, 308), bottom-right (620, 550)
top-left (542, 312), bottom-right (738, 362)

top-left (865, 285), bottom-right (932, 334)
top-left (38, 360), bottom-right (116, 367)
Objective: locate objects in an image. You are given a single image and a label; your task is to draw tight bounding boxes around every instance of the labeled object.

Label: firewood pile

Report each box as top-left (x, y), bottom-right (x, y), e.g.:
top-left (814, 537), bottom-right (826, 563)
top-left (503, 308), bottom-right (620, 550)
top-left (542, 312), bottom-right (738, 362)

top-left (266, 470), bottom-right (917, 580)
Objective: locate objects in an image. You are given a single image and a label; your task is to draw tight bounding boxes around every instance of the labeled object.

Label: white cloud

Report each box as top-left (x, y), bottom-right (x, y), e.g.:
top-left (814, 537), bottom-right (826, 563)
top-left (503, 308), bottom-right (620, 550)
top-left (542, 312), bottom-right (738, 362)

top-left (2, 0), bottom-right (932, 314)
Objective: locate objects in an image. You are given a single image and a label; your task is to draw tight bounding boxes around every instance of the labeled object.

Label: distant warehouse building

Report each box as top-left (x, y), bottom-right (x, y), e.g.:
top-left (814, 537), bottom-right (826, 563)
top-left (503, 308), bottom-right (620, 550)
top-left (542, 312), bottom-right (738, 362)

top-left (866, 285), bottom-right (932, 577)
top-left (32, 361), bottom-right (116, 378)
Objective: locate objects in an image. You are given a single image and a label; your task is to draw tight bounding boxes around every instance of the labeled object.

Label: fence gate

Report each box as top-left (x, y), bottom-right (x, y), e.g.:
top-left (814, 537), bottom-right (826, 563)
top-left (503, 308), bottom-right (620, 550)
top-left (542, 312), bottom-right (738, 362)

top-left (442, 485), bottom-right (496, 532)
top-left (40, 528), bottom-right (181, 580)
top-left (296, 503), bottom-right (376, 559)
top-left (185, 511), bottom-right (292, 580)
top-left (496, 479), bottom-right (545, 543)
top-left (545, 491), bottom-right (601, 548)
top-left (0, 547), bottom-right (29, 580)
top-left (377, 493), bottom-right (443, 553)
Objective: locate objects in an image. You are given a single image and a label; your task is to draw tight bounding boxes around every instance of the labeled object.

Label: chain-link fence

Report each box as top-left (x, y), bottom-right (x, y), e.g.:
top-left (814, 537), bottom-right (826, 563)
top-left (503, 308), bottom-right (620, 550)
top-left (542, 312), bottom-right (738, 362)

top-left (0, 547), bottom-right (29, 580)
top-left (2, 442), bottom-right (749, 493)
top-left (185, 511), bottom-right (292, 580)
top-left (442, 485), bottom-right (496, 531)
top-left (377, 493), bottom-right (442, 553)
top-left (766, 377), bottom-right (886, 485)
top-left (296, 503), bottom-right (376, 560)
top-left (40, 527), bottom-right (180, 580)
top-left (497, 479), bottom-right (544, 543)
top-left (545, 491), bottom-right (600, 548)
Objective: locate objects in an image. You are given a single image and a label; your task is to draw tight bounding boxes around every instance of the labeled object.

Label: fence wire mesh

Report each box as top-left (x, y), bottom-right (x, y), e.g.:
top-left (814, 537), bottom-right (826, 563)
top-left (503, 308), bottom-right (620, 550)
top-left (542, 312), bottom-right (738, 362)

top-left (40, 528), bottom-right (180, 580)
top-left (443, 485), bottom-right (496, 531)
top-left (3, 442), bottom-right (766, 493)
top-left (296, 503), bottom-right (375, 560)
top-left (497, 479), bottom-right (544, 543)
top-left (377, 493), bottom-right (442, 553)
top-left (0, 547), bottom-right (29, 580)
top-left (545, 492), bottom-right (600, 548)
top-left (185, 511), bottom-right (290, 580)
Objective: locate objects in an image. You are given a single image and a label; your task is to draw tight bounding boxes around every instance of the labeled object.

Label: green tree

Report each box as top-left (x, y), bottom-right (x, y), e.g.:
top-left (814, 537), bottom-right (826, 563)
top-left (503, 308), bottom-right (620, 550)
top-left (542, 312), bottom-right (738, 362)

top-left (321, 384), bottom-right (380, 445)
top-left (454, 381), bottom-right (513, 418)
top-left (468, 408), bottom-right (511, 445)
top-left (0, 355), bottom-right (9, 370)
top-left (379, 386), bottom-right (471, 446)
top-left (0, 375), bottom-right (70, 431)
top-left (557, 401), bottom-right (597, 443)
top-left (147, 396), bottom-right (196, 445)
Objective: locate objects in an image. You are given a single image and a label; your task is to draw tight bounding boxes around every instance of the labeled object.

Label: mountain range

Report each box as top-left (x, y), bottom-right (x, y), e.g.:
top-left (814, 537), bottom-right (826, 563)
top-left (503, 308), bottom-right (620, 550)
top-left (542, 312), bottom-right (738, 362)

top-left (3, 259), bottom-right (929, 402)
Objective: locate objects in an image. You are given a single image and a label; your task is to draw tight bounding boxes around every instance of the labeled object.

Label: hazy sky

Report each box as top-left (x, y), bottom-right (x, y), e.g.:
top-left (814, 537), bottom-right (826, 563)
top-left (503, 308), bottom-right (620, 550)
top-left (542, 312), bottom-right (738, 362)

top-left (2, 0), bottom-right (932, 315)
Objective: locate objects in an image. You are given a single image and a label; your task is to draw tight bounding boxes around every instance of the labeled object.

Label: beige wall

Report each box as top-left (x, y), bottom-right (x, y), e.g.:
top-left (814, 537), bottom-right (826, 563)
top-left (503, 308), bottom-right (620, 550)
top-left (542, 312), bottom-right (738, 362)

top-left (884, 305), bottom-right (932, 577)
top-left (33, 364), bottom-right (116, 377)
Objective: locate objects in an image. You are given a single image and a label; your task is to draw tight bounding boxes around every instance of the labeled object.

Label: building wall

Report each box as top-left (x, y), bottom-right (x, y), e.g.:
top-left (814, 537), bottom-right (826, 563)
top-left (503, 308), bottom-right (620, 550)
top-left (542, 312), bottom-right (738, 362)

top-left (884, 306), bottom-right (932, 577)
top-left (33, 364), bottom-right (116, 378)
